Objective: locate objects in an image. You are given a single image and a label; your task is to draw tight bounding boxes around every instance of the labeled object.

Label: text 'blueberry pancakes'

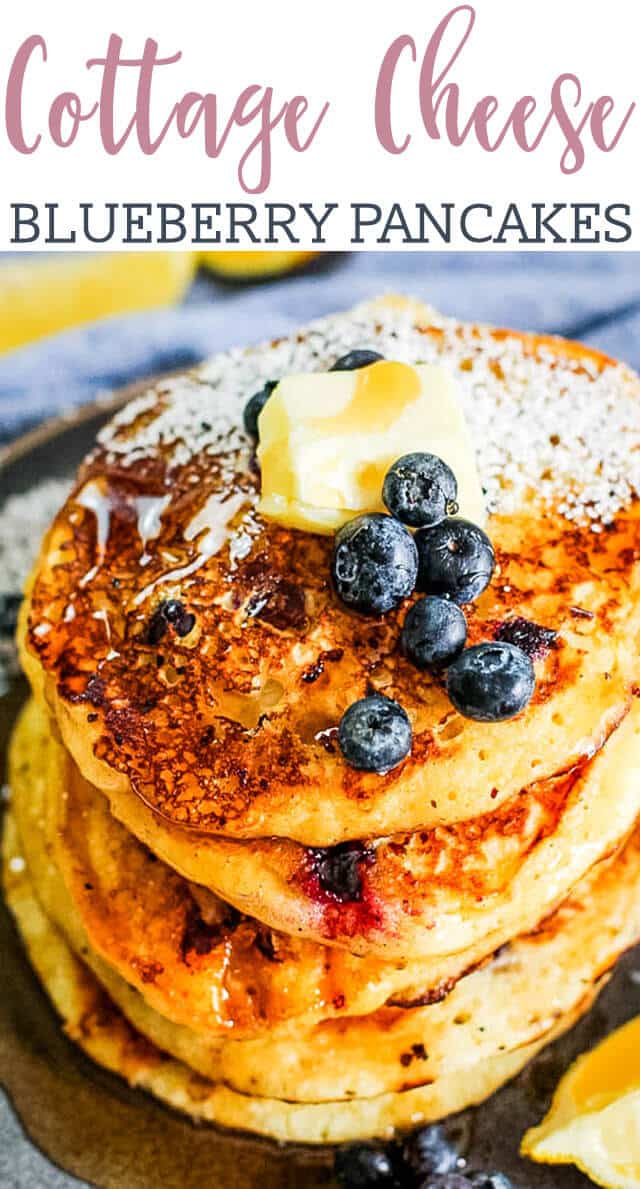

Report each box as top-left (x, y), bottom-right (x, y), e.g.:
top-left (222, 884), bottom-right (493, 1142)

top-left (5, 296), bottom-right (640, 1147)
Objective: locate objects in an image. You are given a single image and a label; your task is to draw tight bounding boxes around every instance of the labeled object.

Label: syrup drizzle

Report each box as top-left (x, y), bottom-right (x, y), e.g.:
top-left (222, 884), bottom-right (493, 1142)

top-left (75, 480), bottom-right (111, 559)
top-left (185, 491), bottom-right (249, 556)
top-left (134, 490), bottom-right (252, 607)
top-left (75, 480), bottom-right (170, 577)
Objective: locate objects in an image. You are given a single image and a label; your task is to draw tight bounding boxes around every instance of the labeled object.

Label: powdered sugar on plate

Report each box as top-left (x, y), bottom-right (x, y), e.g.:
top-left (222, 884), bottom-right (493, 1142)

top-left (0, 477), bottom-right (72, 687)
top-left (0, 478), bottom-right (72, 594)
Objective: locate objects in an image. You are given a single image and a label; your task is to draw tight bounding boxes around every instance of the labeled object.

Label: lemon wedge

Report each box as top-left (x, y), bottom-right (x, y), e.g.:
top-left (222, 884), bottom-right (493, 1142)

top-left (522, 1015), bottom-right (640, 1188)
top-left (199, 250), bottom-right (319, 280)
top-left (0, 252), bottom-right (196, 353)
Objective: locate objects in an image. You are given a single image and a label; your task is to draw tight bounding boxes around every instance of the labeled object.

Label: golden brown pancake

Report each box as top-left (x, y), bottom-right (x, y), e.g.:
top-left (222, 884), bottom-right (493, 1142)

top-left (7, 698), bottom-right (502, 1034)
top-left (8, 295), bottom-right (640, 1149)
top-left (6, 803), bottom-right (640, 1140)
top-left (55, 697), bottom-right (640, 960)
top-left (12, 697), bottom-right (640, 1031)
top-left (1, 813), bottom-right (577, 1143)
top-left (20, 298), bottom-right (640, 846)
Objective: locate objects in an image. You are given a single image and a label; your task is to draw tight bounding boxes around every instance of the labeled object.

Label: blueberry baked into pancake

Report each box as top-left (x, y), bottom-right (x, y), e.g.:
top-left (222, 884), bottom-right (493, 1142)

top-left (4, 296), bottom-right (640, 1151)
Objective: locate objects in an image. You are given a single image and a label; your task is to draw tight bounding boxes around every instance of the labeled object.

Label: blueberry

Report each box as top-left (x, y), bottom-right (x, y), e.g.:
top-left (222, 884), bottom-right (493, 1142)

top-left (334, 1143), bottom-right (396, 1187)
top-left (468, 1174), bottom-right (512, 1189)
top-left (310, 842), bottom-right (372, 902)
top-left (332, 514), bottom-right (418, 616)
top-left (330, 349), bottom-right (384, 372)
top-left (447, 642), bottom-right (535, 722)
top-left (415, 519), bottom-right (495, 604)
top-left (494, 616), bottom-right (557, 661)
top-left (400, 1124), bottom-right (460, 1178)
top-left (243, 380), bottom-right (277, 439)
top-left (383, 453), bottom-right (458, 529)
top-left (339, 694), bottom-right (412, 774)
top-left (402, 597), bottom-right (467, 670)
top-left (163, 600), bottom-right (196, 635)
top-left (147, 600), bottom-right (195, 644)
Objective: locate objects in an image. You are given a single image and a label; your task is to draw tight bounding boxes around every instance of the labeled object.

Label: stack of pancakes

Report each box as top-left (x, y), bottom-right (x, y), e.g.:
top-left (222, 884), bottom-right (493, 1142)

top-left (5, 296), bottom-right (640, 1144)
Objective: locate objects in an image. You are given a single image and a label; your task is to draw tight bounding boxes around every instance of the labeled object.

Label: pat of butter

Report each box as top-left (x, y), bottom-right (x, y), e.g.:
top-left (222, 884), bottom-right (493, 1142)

top-left (257, 360), bottom-right (485, 534)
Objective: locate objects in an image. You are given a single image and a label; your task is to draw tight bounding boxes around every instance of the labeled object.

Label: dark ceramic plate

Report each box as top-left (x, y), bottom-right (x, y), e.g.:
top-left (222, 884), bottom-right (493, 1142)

top-left (1, 395), bottom-right (638, 1189)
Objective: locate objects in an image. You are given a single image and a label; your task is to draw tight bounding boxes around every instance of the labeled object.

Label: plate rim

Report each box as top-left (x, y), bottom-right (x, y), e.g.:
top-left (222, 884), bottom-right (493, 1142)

top-left (0, 371), bottom-right (179, 473)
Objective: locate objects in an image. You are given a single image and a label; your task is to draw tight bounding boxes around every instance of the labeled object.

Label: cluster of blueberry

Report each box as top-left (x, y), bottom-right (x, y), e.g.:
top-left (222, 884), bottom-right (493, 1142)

top-left (334, 1125), bottom-right (511, 1189)
top-left (332, 449), bottom-right (535, 773)
top-left (243, 351), bottom-right (536, 778)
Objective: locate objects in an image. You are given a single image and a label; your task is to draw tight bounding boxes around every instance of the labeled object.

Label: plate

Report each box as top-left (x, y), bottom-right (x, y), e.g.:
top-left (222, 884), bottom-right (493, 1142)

top-left (1, 392), bottom-right (638, 1189)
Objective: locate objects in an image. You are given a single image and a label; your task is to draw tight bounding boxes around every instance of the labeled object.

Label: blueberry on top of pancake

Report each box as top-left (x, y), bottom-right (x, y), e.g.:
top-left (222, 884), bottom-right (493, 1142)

top-left (21, 298), bottom-right (640, 846)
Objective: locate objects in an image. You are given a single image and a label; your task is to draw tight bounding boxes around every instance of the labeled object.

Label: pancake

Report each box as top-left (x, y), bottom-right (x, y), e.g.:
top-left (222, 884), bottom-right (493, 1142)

top-left (9, 699), bottom-right (424, 1036)
top-left (1, 815), bottom-right (571, 1143)
top-left (10, 697), bottom-right (508, 1035)
top-left (9, 784), bottom-right (640, 1103)
top-left (6, 806), bottom-right (640, 1140)
top-left (20, 296), bottom-right (640, 846)
top-left (48, 694), bottom-right (640, 961)
top-left (8, 293), bottom-right (640, 1146)
top-left (12, 697), bottom-right (640, 1035)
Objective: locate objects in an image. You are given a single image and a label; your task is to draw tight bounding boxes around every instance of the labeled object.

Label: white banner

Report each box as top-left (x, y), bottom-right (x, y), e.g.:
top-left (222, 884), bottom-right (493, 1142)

top-left (0, 0), bottom-right (637, 249)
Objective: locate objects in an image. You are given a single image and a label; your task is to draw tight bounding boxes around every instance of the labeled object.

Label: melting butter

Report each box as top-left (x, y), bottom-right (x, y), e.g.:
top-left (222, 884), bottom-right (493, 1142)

top-left (257, 361), bottom-right (485, 534)
top-left (309, 361), bottom-right (421, 435)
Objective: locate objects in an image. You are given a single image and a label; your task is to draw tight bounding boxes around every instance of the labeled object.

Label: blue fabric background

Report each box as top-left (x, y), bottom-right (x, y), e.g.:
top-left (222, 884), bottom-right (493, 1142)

top-left (1, 252), bottom-right (639, 443)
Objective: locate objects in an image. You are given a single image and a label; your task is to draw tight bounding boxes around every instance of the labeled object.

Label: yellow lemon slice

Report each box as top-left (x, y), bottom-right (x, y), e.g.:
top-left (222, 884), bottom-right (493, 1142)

top-left (0, 252), bottom-right (196, 353)
top-left (199, 250), bottom-right (319, 280)
top-left (522, 1015), bottom-right (640, 1188)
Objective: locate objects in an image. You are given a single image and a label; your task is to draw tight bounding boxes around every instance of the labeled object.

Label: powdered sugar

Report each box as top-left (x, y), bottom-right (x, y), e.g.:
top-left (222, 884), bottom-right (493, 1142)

top-left (97, 298), bottom-right (640, 530)
top-left (0, 477), bottom-right (72, 593)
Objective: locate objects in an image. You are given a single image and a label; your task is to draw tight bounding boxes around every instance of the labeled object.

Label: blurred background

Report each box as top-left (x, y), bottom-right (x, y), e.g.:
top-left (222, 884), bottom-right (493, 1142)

top-left (1, 249), bottom-right (640, 446)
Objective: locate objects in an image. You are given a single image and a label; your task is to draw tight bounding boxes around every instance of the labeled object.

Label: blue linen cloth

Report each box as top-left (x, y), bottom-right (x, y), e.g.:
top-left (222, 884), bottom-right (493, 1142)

top-left (1, 252), bottom-right (639, 443)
